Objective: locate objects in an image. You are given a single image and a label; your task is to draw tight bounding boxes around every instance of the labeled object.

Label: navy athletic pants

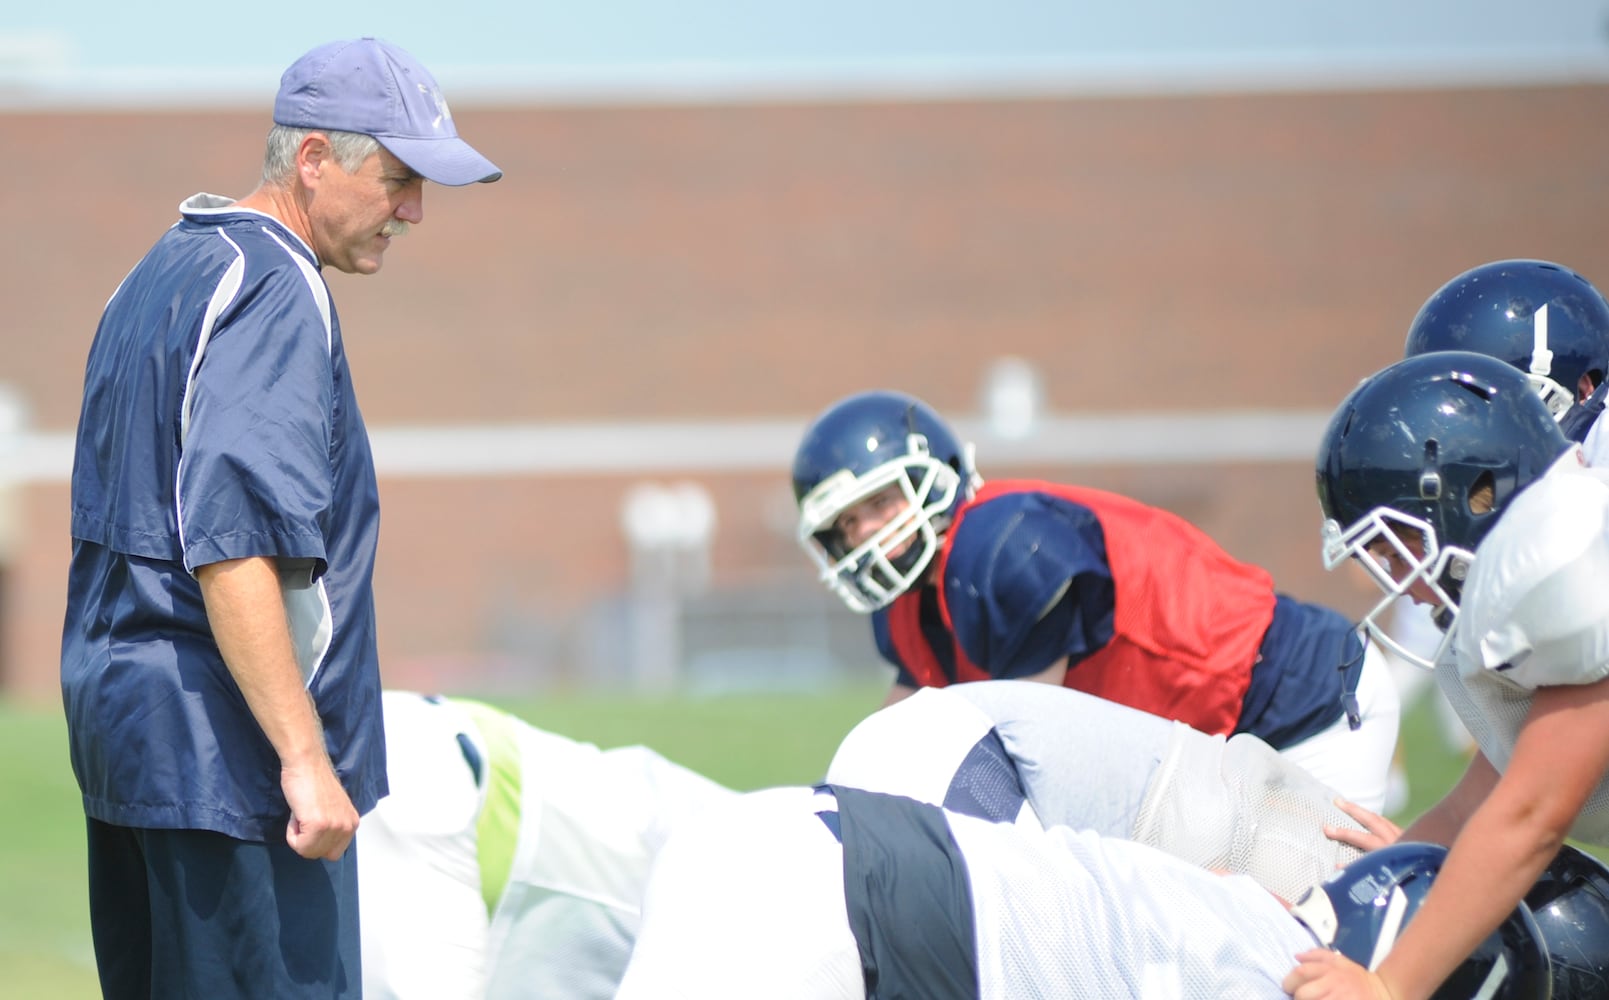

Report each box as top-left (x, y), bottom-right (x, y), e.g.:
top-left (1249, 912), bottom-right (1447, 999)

top-left (86, 818), bottom-right (361, 999)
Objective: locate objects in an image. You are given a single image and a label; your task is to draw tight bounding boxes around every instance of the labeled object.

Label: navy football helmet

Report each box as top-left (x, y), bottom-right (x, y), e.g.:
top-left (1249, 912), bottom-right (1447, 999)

top-left (1406, 259), bottom-right (1609, 419)
top-left (792, 390), bottom-right (981, 613)
top-left (1526, 846), bottom-right (1609, 999)
top-left (1316, 351), bottom-right (1571, 667)
top-left (1290, 842), bottom-right (1552, 999)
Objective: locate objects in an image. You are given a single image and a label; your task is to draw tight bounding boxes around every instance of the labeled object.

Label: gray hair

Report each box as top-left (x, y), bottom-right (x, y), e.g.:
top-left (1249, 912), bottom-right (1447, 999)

top-left (261, 125), bottom-right (383, 184)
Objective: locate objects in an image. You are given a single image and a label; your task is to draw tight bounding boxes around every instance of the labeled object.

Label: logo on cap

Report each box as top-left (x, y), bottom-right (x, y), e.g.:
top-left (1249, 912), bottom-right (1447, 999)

top-left (420, 84), bottom-right (452, 131)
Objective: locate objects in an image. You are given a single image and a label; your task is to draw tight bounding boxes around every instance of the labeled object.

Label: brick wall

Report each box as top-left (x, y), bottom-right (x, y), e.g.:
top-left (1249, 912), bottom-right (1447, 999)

top-left (7, 83), bottom-right (1609, 700)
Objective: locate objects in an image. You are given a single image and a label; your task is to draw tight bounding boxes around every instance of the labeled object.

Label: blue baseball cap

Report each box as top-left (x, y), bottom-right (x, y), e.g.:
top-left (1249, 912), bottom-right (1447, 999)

top-left (273, 37), bottom-right (501, 186)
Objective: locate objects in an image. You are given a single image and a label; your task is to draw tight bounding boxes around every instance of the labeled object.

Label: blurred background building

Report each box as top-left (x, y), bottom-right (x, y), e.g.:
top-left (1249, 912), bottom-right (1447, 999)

top-left (3, 0), bottom-right (1609, 700)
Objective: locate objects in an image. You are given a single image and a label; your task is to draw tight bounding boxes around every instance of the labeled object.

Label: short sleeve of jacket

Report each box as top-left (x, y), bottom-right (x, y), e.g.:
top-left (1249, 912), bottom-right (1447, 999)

top-left (942, 492), bottom-right (1116, 678)
top-left (1455, 466), bottom-right (1609, 688)
top-left (177, 255), bottom-right (334, 572)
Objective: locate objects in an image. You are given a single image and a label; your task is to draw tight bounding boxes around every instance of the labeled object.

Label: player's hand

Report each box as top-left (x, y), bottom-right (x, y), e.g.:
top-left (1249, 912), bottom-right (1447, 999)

top-left (1283, 948), bottom-right (1395, 999)
top-left (1324, 798), bottom-right (1401, 854)
top-left (281, 756), bottom-right (360, 861)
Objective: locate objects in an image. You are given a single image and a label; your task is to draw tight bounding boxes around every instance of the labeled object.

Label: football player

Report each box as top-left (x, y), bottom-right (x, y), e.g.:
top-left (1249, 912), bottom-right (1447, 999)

top-left (791, 389), bottom-right (1399, 811)
top-left (1404, 257), bottom-right (1609, 466)
top-left (1296, 349), bottom-right (1609, 999)
top-left (357, 690), bottom-right (734, 1000)
top-left (615, 784), bottom-right (1548, 1000)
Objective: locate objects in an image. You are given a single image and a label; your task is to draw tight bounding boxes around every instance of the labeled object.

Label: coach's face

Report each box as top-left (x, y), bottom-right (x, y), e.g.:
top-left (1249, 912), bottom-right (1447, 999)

top-left (308, 144), bottom-right (425, 275)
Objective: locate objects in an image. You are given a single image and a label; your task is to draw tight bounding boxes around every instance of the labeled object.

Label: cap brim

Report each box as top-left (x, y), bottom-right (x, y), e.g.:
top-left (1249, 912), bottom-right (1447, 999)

top-left (378, 135), bottom-right (502, 186)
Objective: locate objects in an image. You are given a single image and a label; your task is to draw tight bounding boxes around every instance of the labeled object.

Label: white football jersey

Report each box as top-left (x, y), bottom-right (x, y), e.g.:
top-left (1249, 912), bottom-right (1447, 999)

top-left (949, 812), bottom-right (1317, 999)
top-left (615, 785), bottom-right (1316, 1000)
top-left (1440, 453), bottom-right (1609, 844)
top-left (1581, 409), bottom-right (1609, 470)
top-left (825, 682), bottom-right (1171, 836)
top-left (359, 691), bottom-right (735, 1000)
top-left (826, 680), bottom-right (1364, 902)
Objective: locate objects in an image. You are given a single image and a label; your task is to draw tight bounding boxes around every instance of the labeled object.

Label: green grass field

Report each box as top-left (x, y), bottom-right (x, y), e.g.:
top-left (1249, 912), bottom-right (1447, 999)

top-left (0, 684), bottom-right (888, 1000)
top-left (0, 686), bottom-right (1589, 999)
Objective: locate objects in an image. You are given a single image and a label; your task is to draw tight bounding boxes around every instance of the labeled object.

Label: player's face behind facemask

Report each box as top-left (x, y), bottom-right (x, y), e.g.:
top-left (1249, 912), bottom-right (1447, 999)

top-left (1324, 506), bottom-right (1466, 670)
top-left (792, 390), bottom-right (979, 614)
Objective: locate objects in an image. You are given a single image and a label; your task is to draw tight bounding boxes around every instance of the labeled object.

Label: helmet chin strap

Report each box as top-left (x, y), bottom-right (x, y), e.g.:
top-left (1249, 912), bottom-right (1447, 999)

top-left (1429, 550), bottom-right (1470, 634)
top-left (1336, 635), bottom-right (1364, 731)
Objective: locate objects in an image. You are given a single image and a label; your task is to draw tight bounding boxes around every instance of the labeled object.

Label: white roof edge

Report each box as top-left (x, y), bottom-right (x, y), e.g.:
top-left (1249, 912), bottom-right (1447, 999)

top-left (2, 47), bottom-right (1607, 112)
top-left (7, 410), bottom-right (1334, 483)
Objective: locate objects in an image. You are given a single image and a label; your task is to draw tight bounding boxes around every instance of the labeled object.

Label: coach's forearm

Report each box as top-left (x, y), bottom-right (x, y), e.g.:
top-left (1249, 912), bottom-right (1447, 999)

top-left (196, 556), bottom-right (329, 769)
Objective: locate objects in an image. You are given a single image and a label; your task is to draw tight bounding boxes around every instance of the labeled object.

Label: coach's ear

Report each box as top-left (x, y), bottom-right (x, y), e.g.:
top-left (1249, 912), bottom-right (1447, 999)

top-left (296, 132), bottom-right (337, 188)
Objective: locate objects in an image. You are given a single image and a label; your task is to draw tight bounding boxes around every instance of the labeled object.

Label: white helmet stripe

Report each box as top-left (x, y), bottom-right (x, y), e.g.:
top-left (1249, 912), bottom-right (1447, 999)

top-left (1530, 302), bottom-right (1553, 378)
top-left (1366, 886), bottom-right (1410, 971)
top-left (1470, 953), bottom-right (1510, 1000)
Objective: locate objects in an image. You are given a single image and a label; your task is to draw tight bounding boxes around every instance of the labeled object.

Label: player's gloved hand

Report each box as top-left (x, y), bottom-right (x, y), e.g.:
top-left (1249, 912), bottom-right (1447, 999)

top-left (1322, 798), bottom-right (1401, 855)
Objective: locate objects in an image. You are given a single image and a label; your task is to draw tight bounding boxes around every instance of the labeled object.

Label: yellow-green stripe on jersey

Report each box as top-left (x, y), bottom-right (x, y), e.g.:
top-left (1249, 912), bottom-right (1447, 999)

top-left (453, 698), bottom-right (523, 917)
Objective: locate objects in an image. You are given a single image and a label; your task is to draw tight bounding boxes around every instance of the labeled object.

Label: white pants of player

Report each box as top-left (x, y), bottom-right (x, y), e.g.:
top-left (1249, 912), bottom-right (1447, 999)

top-left (358, 692), bottom-right (736, 1000)
top-left (359, 694), bottom-right (493, 1000)
top-left (1274, 636), bottom-right (1400, 814)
